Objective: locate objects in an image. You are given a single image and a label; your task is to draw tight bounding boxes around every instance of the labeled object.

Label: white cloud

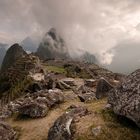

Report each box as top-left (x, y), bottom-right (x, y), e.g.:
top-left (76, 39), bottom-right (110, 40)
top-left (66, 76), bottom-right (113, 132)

top-left (0, 0), bottom-right (140, 65)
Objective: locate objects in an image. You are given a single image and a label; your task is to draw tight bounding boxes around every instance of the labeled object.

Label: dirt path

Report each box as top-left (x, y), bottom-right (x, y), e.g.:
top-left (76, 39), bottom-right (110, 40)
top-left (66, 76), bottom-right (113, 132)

top-left (7, 78), bottom-right (107, 140)
top-left (7, 99), bottom-right (81, 140)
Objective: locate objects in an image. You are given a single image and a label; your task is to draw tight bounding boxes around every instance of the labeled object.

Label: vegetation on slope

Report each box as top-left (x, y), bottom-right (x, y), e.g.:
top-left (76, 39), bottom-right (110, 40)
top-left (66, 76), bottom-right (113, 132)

top-left (44, 65), bottom-right (66, 74)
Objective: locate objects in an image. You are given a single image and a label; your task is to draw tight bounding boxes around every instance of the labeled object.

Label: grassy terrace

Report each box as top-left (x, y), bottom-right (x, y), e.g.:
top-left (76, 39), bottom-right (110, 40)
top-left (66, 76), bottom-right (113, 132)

top-left (44, 65), bottom-right (66, 74)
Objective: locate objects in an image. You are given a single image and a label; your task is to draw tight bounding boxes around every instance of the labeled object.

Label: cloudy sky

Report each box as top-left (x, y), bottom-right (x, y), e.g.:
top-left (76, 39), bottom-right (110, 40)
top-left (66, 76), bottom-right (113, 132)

top-left (0, 0), bottom-right (140, 73)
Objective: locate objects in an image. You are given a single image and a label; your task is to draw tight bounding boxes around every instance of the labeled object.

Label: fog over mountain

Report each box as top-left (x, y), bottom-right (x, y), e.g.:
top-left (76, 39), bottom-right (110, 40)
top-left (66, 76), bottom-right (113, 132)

top-left (106, 40), bottom-right (140, 74)
top-left (21, 37), bottom-right (39, 52)
top-left (0, 0), bottom-right (140, 73)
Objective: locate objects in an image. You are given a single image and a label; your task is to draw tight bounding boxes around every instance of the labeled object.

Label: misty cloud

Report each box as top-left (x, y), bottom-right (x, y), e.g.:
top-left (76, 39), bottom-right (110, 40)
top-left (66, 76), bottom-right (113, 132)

top-left (107, 39), bottom-right (140, 74)
top-left (0, 0), bottom-right (140, 67)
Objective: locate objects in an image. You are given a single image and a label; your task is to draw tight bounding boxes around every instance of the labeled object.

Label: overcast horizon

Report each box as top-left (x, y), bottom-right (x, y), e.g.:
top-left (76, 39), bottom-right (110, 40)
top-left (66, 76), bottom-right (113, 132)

top-left (0, 0), bottom-right (140, 74)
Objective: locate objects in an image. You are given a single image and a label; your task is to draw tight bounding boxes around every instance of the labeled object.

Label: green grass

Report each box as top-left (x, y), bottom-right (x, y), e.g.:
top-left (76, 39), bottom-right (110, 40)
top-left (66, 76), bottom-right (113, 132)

top-left (75, 102), bottom-right (140, 140)
top-left (65, 67), bottom-right (91, 78)
top-left (45, 65), bottom-right (66, 74)
top-left (95, 110), bottom-right (140, 140)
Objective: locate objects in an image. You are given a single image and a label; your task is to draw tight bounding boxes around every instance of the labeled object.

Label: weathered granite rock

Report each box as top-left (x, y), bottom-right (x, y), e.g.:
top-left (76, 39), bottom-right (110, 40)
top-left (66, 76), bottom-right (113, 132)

top-left (45, 77), bottom-right (72, 90)
top-left (48, 105), bottom-right (89, 140)
top-left (78, 93), bottom-right (96, 103)
top-left (77, 85), bottom-right (95, 94)
top-left (0, 121), bottom-right (16, 140)
top-left (96, 77), bottom-right (114, 99)
top-left (18, 101), bottom-right (49, 118)
top-left (47, 89), bottom-right (64, 107)
top-left (75, 85), bottom-right (96, 102)
top-left (108, 69), bottom-right (140, 127)
top-left (62, 78), bottom-right (76, 86)
top-left (17, 90), bottom-right (64, 118)
top-left (84, 79), bottom-right (96, 87)
top-left (56, 81), bottom-right (71, 90)
top-left (48, 113), bottom-right (74, 140)
top-left (0, 89), bottom-right (64, 119)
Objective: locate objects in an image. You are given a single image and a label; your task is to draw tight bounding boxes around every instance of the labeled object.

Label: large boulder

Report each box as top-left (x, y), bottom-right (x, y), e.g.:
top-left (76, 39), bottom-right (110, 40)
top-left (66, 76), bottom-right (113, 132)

top-left (84, 79), bottom-right (96, 87)
top-left (75, 85), bottom-right (96, 102)
top-left (96, 77), bottom-right (114, 99)
top-left (108, 69), bottom-right (140, 127)
top-left (18, 101), bottom-right (49, 118)
top-left (48, 105), bottom-right (89, 140)
top-left (0, 121), bottom-right (16, 140)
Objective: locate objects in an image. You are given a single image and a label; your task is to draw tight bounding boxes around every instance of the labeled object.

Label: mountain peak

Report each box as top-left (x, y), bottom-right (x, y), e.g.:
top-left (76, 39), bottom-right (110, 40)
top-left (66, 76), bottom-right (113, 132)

top-left (47, 28), bottom-right (57, 41)
top-left (8, 43), bottom-right (23, 51)
top-left (36, 28), bottom-right (69, 60)
top-left (1, 43), bottom-right (26, 72)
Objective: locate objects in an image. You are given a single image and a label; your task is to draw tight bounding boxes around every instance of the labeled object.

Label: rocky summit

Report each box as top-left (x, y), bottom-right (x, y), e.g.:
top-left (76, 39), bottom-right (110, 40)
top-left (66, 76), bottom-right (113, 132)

top-left (108, 69), bottom-right (140, 127)
top-left (36, 28), bottom-right (69, 60)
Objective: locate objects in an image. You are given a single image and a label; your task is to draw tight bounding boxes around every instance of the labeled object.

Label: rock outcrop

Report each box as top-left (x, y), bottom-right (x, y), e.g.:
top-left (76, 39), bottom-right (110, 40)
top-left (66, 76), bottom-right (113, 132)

top-left (36, 28), bottom-right (69, 60)
top-left (18, 101), bottom-right (49, 118)
top-left (96, 77), bottom-right (114, 99)
top-left (0, 89), bottom-right (65, 119)
top-left (74, 85), bottom-right (96, 102)
top-left (48, 105), bottom-right (89, 140)
top-left (84, 79), bottom-right (96, 87)
top-left (0, 121), bottom-right (16, 140)
top-left (108, 69), bottom-right (140, 127)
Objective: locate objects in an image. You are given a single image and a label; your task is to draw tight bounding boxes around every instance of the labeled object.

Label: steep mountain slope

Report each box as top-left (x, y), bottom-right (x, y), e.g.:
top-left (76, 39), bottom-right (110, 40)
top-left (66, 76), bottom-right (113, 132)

top-left (0, 44), bottom-right (43, 102)
top-left (81, 51), bottom-right (97, 64)
top-left (1, 44), bottom-right (26, 73)
top-left (36, 28), bottom-right (69, 60)
top-left (0, 43), bottom-right (7, 66)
